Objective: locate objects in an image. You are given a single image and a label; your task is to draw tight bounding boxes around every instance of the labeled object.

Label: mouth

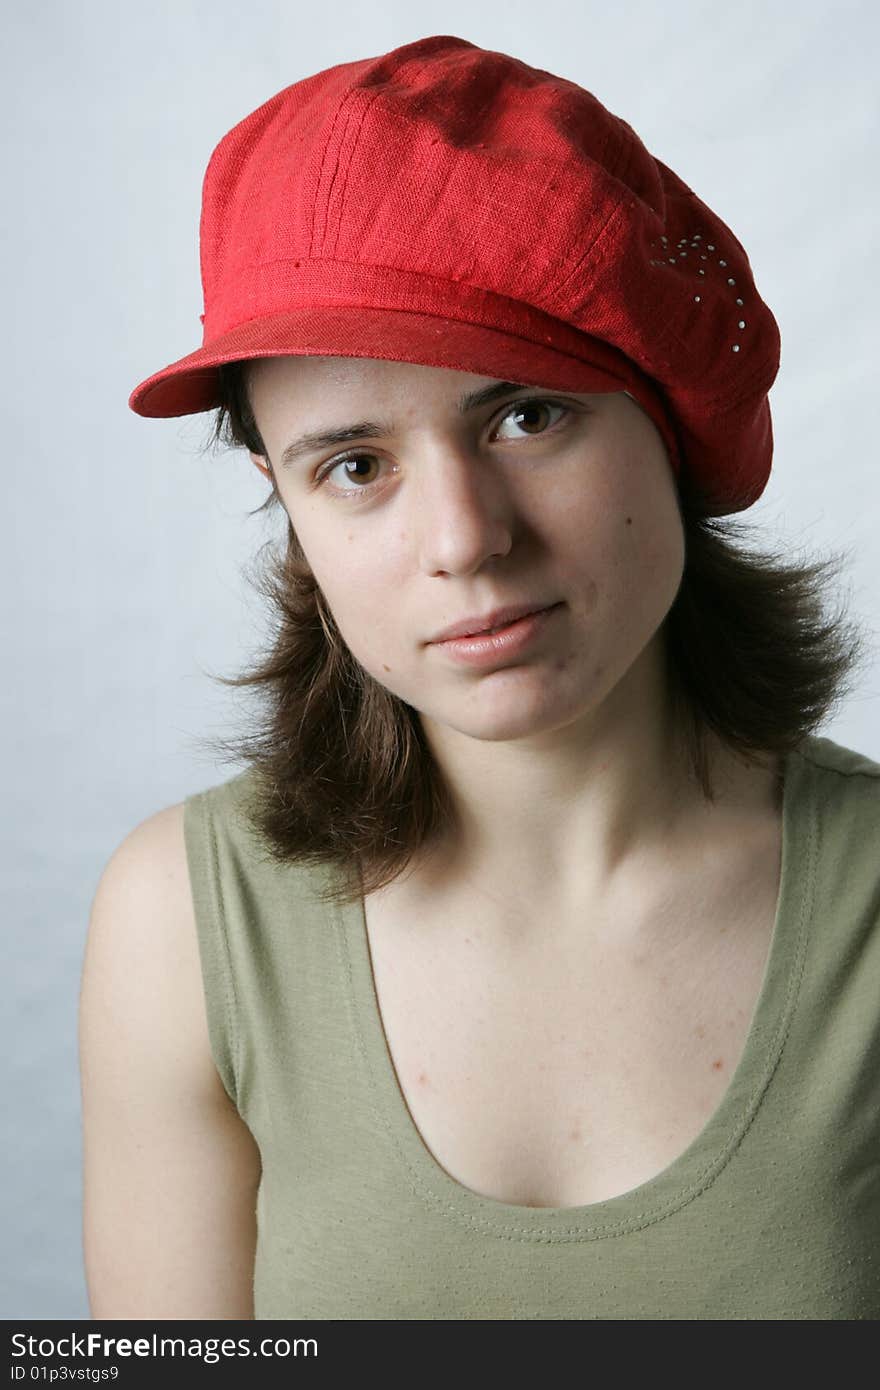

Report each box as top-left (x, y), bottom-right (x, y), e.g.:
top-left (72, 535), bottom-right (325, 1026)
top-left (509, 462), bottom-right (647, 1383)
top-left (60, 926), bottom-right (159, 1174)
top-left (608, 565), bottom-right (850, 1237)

top-left (429, 600), bottom-right (562, 644)
top-left (428, 602), bottom-right (564, 666)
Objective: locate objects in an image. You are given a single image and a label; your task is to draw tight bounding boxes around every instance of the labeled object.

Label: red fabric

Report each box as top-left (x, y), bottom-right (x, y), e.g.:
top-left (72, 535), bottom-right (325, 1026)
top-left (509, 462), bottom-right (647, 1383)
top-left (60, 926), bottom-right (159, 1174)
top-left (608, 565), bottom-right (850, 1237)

top-left (128, 34), bottom-right (781, 514)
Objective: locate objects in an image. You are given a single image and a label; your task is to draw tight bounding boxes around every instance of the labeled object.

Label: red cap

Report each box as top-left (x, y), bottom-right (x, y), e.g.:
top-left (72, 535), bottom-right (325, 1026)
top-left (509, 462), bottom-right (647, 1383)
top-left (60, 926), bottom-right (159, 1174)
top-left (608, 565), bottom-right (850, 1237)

top-left (128, 34), bottom-right (781, 514)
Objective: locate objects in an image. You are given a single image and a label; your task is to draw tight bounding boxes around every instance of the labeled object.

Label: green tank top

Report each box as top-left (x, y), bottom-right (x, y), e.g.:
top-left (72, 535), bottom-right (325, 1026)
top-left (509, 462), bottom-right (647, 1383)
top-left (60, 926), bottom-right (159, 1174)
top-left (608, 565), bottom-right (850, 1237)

top-left (182, 733), bottom-right (880, 1319)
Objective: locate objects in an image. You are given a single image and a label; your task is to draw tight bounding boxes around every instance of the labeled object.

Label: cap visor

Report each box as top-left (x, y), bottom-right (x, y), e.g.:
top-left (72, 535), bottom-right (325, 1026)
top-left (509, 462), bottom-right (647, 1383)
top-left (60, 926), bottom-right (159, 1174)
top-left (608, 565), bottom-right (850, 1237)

top-left (128, 306), bottom-right (635, 418)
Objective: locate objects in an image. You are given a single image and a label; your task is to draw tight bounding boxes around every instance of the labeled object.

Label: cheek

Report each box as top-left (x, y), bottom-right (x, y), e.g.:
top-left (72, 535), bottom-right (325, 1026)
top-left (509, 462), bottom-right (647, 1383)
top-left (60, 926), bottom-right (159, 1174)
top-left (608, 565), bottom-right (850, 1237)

top-left (553, 459), bottom-right (683, 617)
top-left (609, 488), bottom-right (685, 621)
top-left (615, 491), bottom-right (682, 570)
top-left (303, 528), bottom-right (408, 660)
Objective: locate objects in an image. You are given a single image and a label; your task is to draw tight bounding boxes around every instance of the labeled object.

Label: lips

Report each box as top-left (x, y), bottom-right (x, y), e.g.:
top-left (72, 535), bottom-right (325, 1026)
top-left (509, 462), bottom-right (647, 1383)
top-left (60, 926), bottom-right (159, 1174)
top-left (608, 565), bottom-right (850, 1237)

top-left (429, 600), bottom-right (560, 643)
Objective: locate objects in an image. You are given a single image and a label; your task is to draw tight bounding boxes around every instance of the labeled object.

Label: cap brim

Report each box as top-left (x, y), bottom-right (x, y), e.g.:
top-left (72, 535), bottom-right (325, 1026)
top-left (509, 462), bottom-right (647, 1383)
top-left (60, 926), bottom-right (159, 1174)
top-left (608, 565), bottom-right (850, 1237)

top-left (128, 305), bottom-right (639, 418)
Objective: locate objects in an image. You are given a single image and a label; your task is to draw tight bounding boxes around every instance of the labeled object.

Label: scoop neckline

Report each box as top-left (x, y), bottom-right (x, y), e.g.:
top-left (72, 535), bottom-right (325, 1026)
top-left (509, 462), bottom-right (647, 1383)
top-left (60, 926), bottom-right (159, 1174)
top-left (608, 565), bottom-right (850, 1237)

top-left (335, 740), bottom-right (818, 1241)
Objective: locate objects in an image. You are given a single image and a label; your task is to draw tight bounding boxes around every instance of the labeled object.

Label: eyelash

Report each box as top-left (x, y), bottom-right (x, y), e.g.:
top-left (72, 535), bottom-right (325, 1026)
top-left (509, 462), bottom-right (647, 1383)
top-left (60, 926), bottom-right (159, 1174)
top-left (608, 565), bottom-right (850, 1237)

top-left (313, 397), bottom-right (575, 498)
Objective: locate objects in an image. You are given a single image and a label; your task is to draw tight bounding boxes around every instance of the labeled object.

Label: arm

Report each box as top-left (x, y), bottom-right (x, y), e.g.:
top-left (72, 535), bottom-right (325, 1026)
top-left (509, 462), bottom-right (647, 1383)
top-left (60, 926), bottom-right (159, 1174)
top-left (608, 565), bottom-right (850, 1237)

top-left (78, 803), bottom-right (262, 1319)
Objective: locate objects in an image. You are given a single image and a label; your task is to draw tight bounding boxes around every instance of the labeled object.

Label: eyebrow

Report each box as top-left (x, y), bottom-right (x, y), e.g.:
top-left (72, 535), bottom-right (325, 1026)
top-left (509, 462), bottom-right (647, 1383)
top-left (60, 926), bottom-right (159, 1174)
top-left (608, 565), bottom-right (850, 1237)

top-left (278, 379), bottom-right (534, 470)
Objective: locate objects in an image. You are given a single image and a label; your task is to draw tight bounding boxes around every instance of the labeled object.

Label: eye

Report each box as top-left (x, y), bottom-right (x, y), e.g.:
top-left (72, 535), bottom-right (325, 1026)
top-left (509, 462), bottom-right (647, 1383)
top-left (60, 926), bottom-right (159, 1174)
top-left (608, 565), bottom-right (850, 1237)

top-left (491, 398), bottom-right (570, 442)
top-left (316, 451), bottom-right (389, 495)
top-left (314, 396), bottom-right (573, 498)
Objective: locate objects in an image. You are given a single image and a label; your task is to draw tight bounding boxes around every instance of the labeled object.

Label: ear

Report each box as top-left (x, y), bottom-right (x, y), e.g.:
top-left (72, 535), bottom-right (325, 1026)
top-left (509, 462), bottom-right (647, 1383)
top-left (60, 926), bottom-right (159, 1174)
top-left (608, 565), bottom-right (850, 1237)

top-left (249, 450), bottom-right (272, 480)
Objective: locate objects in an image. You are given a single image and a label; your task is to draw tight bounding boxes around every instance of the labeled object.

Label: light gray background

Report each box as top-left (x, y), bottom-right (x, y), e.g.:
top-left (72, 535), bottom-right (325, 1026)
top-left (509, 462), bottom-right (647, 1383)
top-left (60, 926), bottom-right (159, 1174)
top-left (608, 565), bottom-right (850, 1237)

top-left (4, 0), bottom-right (878, 1319)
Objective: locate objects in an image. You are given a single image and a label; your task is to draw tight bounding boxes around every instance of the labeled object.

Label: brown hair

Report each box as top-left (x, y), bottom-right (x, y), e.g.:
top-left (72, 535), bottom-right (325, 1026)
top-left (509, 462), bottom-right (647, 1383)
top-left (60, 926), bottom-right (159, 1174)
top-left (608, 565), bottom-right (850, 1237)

top-left (194, 358), bottom-right (872, 907)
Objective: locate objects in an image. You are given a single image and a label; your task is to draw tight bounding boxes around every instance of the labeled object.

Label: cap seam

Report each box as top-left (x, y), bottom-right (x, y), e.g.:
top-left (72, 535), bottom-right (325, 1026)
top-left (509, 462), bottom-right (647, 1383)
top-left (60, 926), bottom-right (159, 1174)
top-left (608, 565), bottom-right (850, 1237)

top-left (310, 85), bottom-right (364, 257)
top-left (201, 247), bottom-right (778, 412)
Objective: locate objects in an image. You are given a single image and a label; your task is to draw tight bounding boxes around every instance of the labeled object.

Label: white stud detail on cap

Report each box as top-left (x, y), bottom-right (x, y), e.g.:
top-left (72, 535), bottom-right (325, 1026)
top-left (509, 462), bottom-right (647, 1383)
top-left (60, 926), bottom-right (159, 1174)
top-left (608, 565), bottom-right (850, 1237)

top-left (732, 344), bottom-right (740, 352)
top-left (694, 295), bottom-right (701, 302)
top-left (727, 278), bottom-right (736, 285)
top-left (707, 244), bottom-right (715, 251)
top-left (719, 260), bottom-right (727, 267)
top-left (699, 268), bottom-right (705, 275)
top-left (738, 320), bottom-right (746, 328)
top-left (736, 298), bottom-right (744, 306)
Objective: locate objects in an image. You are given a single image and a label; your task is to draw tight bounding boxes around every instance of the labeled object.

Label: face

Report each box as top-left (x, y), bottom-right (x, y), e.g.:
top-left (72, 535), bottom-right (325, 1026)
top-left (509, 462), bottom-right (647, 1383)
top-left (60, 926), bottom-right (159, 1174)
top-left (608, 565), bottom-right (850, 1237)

top-left (246, 355), bottom-right (685, 746)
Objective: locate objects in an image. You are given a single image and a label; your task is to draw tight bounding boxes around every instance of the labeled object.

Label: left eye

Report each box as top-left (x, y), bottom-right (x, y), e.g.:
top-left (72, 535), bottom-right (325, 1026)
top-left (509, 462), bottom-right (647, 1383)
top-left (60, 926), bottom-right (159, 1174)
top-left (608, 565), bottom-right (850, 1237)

top-left (492, 398), bottom-right (569, 441)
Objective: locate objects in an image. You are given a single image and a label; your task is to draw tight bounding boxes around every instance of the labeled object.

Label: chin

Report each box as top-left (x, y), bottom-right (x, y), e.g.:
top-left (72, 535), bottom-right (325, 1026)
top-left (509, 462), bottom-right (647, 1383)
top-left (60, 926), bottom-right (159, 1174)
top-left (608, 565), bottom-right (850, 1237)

top-left (432, 685), bottom-right (584, 744)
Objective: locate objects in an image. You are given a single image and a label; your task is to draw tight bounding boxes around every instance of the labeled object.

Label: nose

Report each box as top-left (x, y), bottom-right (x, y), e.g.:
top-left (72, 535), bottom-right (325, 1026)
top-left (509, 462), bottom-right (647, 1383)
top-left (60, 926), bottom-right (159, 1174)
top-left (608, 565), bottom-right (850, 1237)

top-left (414, 442), bottom-right (514, 576)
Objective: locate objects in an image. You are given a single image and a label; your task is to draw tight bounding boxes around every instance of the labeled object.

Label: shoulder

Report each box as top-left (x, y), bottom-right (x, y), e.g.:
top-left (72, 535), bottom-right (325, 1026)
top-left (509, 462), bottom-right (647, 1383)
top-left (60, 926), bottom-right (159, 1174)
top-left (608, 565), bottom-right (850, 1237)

top-left (102, 799), bottom-right (190, 886)
top-left (90, 800), bottom-right (194, 974)
top-left (788, 735), bottom-right (880, 955)
top-left (80, 801), bottom-right (262, 1318)
top-left (795, 733), bottom-right (880, 783)
top-left (82, 799), bottom-right (222, 1102)
top-left (793, 734), bottom-right (880, 844)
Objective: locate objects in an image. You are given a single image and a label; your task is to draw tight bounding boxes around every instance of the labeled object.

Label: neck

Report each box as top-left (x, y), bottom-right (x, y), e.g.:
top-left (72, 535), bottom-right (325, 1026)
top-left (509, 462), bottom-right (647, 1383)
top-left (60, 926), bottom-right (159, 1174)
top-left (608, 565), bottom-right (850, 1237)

top-left (409, 639), bottom-right (781, 918)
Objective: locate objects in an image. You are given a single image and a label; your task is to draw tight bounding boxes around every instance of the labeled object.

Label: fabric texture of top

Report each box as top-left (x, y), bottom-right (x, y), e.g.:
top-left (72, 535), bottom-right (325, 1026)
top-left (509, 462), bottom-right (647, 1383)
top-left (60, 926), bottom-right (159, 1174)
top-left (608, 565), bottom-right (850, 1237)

top-left (182, 733), bottom-right (880, 1319)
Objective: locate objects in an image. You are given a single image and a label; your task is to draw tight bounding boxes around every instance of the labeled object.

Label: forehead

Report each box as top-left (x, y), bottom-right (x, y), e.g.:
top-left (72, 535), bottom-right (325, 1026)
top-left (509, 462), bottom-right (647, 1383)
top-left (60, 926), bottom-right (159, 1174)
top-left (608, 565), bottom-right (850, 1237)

top-left (247, 353), bottom-right (528, 401)
top-left (245, 354), bottom-right (627, 424)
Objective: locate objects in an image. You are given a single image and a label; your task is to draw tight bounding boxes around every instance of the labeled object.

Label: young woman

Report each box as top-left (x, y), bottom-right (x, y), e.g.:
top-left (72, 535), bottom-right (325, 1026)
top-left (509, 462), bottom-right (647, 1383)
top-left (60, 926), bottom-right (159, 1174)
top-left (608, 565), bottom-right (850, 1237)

top-left (79, 35), bottom-right (880, 1319)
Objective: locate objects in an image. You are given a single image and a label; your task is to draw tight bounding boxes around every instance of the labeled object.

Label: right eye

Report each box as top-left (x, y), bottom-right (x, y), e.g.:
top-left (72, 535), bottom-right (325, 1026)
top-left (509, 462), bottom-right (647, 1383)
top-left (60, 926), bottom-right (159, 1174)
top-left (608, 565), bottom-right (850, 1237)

top-left (316, 452), bottom-right (390, 497)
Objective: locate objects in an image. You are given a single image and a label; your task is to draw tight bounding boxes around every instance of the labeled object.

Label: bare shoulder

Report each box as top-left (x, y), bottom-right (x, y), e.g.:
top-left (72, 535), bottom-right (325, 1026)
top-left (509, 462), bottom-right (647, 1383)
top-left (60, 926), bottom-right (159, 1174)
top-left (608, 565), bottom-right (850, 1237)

top-left (82, 801), bottom-right (222, 1097)
top-left (80, 800), bottom-right (261, 1318)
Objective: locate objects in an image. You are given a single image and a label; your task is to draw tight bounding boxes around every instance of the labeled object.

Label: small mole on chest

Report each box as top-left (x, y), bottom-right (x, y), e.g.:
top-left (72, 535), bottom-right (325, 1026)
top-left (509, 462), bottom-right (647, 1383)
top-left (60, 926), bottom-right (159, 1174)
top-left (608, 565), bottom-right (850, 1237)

top-left (711, 1058), bottom-right (724, 1071)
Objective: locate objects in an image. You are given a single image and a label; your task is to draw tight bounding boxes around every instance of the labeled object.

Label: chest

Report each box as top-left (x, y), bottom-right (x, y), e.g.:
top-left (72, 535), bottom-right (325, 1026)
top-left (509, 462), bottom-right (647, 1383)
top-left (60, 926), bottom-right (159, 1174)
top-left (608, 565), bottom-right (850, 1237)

top-left (361, 834), bottom-right (783, 1209)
